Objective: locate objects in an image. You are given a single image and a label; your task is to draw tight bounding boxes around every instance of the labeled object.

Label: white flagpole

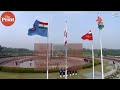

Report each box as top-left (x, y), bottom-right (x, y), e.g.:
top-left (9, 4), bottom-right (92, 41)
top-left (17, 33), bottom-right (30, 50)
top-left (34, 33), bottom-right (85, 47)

top-left (99, 30), bottom-right (104, 79)
top-left (65, 43), bottom-right (67, 79)
top-left (97, 13), bottom-right (104, 79)
top-left (46, 19), bottom-right (49, 79)
top-left (47, 37), bottom-right (49, 79)
top-left (65, 20), bottom-right (68, 79)
top-left (52, 43), bottom-right (53, 57)
top-left (91, 40), bottom-right (95, 79)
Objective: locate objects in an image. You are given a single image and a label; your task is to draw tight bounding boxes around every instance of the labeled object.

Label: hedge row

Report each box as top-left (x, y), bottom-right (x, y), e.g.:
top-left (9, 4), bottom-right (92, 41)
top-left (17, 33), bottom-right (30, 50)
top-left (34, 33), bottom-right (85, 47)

top-left (0, 67), bottom-right (60, 73)
top-left (0, 66), bottom-right (3, 71)
top-left (0, 59), bottom-right (101, 73)
top-left (82, 59), bottom-right (101, 69)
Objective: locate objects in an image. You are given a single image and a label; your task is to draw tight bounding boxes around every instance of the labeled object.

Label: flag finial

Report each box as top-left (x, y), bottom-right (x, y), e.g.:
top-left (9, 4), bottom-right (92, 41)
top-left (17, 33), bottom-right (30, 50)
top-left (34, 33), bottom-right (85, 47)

top-left (97, 13), bottom-right (100, 17)
top-left (65, 16), bottom-right (67, 23)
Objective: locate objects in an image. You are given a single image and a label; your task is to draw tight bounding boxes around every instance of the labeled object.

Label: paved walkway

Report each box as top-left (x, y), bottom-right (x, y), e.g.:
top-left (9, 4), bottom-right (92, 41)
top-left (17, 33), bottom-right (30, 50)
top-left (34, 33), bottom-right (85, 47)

top-left (86, 69), bottom-right (117, 79)
top-left (86, 60), bottom-right (119, 79)
top-left (19, 61), bottom-right (34, 68)
top-left (104, 69), bottom-right (116, 77)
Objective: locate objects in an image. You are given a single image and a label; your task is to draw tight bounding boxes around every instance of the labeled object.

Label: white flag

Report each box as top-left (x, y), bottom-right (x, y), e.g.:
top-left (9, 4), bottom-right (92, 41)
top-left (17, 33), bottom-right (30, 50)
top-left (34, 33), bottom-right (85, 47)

top-left (64, 21), bottom-right (67, 46)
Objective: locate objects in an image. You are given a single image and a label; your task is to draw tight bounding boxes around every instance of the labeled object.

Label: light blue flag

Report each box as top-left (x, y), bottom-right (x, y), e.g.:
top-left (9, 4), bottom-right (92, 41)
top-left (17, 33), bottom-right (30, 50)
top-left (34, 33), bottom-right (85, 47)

top-left (28, 20), bottom-right (48, 37)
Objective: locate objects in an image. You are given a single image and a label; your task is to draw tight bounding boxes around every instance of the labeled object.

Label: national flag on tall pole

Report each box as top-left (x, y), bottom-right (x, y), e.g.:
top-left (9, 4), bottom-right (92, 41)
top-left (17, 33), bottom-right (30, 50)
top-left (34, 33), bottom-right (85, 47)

top-left (28, 20), bottom-right (48, 37)
top-left (81, 30), bottom-right (95, 79)
top-left (96, 16), bottom-right (104, 30)
top-left (96, 13), bottom-right (104, 79)
top-left (64, 20), bottom-right (68, 79)
top-left (28, 19), bottom-right (49, 79)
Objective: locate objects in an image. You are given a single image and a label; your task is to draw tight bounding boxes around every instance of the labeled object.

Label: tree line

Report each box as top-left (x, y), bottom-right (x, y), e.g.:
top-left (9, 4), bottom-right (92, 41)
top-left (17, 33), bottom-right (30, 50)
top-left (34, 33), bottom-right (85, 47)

top-left (0, 45), bottom-right (34, 56)
top-left (83, 48), bottom-right (120, 56)
top-left (1, 45), bottom-right (120, 57)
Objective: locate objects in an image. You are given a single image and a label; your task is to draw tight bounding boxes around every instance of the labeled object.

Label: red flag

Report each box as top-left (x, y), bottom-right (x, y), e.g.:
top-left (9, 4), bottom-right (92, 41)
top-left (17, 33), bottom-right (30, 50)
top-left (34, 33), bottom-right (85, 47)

top-left (81, 30), bottom-right (93, 40)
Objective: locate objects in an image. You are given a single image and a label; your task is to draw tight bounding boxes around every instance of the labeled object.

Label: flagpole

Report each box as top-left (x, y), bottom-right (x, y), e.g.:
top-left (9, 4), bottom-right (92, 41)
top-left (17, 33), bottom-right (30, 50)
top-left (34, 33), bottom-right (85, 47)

top-left (91, 40), bottom-right (95, 79)
top-left (52, 43), bottom-right (53, 57)
top-left (47, 37), bottom-right (49, 79)
top-left (65, 44), bottom-right (68, 79)
top-left (99, 30), bottom-right (104, 79)
top-left (97, 13), bottom-right (104, 79)
top-left (46, 19), bottom-right (49, 79)
top-left (65, 20), bottom-right (68, 79)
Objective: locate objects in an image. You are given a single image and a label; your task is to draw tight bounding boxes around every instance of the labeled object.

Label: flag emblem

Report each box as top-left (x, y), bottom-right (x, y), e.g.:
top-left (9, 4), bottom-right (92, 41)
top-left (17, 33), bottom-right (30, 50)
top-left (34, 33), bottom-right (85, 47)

top-left (81, 30), bottom-right (93, 40)
top-left (64, 21), bottom-right (67, 46)
top-left (28, 20), bottom-right (48, 37)
top-left (96, 16), bottom-right (104, 30)
top-left (64, 30), bottom-right (67, 46)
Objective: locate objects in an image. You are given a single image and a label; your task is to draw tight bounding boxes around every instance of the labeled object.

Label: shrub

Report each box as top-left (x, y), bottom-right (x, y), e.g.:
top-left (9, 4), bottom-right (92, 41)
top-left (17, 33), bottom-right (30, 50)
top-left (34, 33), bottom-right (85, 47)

top-left (0, 66), bottom-right (3, 71)
top-left (1, 67), bottom-right (35, 73)
top-left (94, 59), bottom-right (101, 66)
top-left (49, 67), bottom-right (59, 73)
top-left (82, 63), bottom-right (92, 69)
top-left (0, 59), bottom-right (101, 73)
top-left (1, 66), bottom-right (60, 73)
top-left (81, 59), bottom-right (101, 69)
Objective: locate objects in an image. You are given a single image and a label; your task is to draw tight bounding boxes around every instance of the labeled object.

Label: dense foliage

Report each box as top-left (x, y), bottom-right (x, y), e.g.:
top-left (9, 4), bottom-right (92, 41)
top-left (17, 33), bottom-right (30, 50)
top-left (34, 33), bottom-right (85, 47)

top-left (83, 48), bottom-right (120, 56)
top-left (0, 45), bottom-right (34, 57)
top-left (82, 59), bottom-right (101, 69)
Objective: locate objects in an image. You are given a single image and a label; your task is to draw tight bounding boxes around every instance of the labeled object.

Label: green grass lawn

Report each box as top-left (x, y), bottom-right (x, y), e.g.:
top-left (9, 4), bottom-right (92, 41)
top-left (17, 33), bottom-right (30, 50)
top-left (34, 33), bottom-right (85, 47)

top-left (67, 60), bottom-right (111, 79)
top-left (0, 60), bottom-right (112, 79)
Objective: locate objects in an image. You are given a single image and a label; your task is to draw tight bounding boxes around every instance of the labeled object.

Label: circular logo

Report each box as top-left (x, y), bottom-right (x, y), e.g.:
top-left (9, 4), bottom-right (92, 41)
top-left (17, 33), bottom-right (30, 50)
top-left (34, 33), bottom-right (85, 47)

top-left (1, 11), bottom-right (15, 26)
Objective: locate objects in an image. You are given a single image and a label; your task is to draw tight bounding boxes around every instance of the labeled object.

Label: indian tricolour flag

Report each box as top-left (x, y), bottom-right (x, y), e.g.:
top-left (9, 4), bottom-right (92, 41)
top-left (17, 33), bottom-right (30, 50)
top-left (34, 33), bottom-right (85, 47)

top-left (38, 21), bottom-right (48, 30)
